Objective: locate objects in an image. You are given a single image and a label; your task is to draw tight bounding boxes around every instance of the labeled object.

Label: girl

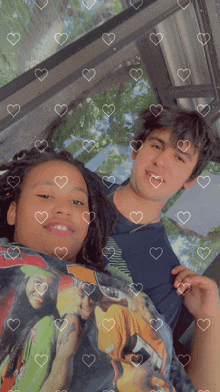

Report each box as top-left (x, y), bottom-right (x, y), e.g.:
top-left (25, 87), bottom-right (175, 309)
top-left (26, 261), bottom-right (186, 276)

top-left (0, 146), bottom-right (219, 392)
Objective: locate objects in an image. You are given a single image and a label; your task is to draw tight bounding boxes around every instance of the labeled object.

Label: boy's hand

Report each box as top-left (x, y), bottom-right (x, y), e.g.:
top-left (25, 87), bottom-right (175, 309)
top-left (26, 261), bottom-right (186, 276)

top-left (171, 265), bottom-right (220, 319)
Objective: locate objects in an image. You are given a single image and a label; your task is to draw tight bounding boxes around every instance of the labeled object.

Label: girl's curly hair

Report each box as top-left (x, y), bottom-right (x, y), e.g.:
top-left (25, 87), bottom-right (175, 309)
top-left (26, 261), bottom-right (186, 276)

top-left (0, 146), bottom-right (118, 272)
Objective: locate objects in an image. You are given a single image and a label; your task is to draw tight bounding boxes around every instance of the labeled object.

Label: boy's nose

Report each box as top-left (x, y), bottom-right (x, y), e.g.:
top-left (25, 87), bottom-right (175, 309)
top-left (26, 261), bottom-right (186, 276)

top-left (152, 149), bottom-right (171, 169)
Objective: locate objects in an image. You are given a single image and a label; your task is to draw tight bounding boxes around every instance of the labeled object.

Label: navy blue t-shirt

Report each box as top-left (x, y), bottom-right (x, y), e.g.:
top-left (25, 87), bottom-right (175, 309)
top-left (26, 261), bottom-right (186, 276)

top-left (99, 179), bottom-right (183, 332)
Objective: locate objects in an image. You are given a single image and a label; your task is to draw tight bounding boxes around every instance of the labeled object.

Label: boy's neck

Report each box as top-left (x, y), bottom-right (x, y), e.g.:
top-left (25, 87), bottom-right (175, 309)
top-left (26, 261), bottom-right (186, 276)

top-left (114, 183), bottom-right (166, 225)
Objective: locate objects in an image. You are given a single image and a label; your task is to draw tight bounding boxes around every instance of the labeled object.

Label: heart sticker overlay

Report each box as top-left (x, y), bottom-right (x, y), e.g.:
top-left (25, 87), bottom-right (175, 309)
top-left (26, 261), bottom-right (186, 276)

top-left (130, 354), bottom-right (143, 367)
top-left (149, 247), bottom-right (163, 260)
top-left (103, 390), bottom-right (114, 392)
top-left (102, 175), bottom-right (115, 188)
top-left (197, 175), bottom-right (211, 188)
top-left (35, 140), bottom-right (48, 153)
top-left (197, 33), bottom-right (210, 46)
top-left (55, 318), bottom-right (68, 331)
top-left (54, 247), bottom-right (68, 260)
top-left (102, 247), bottom-right (115, 260)
top-left (54, 104), bottom-right (68, 117)
top-left (197, 104), bottom-right (210, 117)
top-left (7, 247), bottom-right (21, 260)
top-left (82, 140), bottom-right (96, 152)
top-left (35, 211), bottom-right (48, 224)
top-left (82, 283), bottom-right (95, 296)
top-left (102, 318), bottom-right (116, 332)
top-left (177, 139), bottom-right (191, 152)
top-left (7, 33), bottom-right (20, 45)
top-left (129, 211), bottom-right (143, 224)
top-left (129, 140), bottom-right (143, 153)
top-left (82, 211), bottom-right (96, 224)
top-left (35, 283), bottom-right (48, 296)
top-left (82, 0), bottom-right (96, 10)
top-left (7, 104), bottom-right (20, 117)
top-left (130, 283), bottom-right (143, 296)
top-left (102, 32), bottom-right (116, 45)
top-left (177, 282), bottom-right (191, 296)
top-left (177, 211), bottom-right (191, 225)
top-left (7, 176), bottom-right (20, 189)
top-left (55, 390), bottom-right (67, 392)
top-left (129, 68), bottom-right (143, 81)
top-left (177, 354), bottom-right (191, 367)
top-left (82, 68), bottom-right (96, 81)
top-left (150, 318), bottom-right (163, 331)
top-left (7, 318), bottom-right (20, 331)
top-left (149, 175), bottom-right (163, 188)
top-left (102, 104), bottom-right (115, 117)
top-left (197, 247), bottom-right (211, 260)
top-left (35, 0), bottom-right (48, 10)
top-left (149, 32), bottom-right (163, 45)
top-left (82, 354), bottom-right (96, 367)
top-left (54, 33), bottom-right (68, 46)
top-left (197, 318), bottom-right (211, 332)
top-left (130, 0), bottom-right (143, 10)
top-left (35, 68), bottom-right (48, 81)
top-left (177, 0), bottom-right (191, 10)
top-left (54, 176), bottom-right (68, 188)
top-left (149, 104), bottom-right (163, 117)
top-left (35, 354), bottom-right (48, 367)
top-left (177, 68), bottom-right (191, 82)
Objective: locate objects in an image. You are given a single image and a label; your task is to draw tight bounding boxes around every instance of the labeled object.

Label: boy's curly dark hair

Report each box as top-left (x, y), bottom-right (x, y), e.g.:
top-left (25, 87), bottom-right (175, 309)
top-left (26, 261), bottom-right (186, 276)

top-left (0, 147), bottom-right (118, 272)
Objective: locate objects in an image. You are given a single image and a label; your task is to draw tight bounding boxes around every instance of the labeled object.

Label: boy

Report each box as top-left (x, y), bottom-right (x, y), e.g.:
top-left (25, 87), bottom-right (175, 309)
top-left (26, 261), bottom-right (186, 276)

top-left (97, 106), bottom-right (219, 332)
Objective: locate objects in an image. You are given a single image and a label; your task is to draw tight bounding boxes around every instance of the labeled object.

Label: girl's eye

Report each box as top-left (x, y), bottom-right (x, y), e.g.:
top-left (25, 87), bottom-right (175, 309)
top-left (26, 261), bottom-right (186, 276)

top-left (72, 200), bottom-right (83, 205)
top-left (37, 194), bottom-right (52, 199)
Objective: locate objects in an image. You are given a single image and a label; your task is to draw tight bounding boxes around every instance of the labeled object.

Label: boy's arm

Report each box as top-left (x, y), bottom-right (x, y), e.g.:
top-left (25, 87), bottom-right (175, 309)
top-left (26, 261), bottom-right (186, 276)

top-left (171, 266), bottom-right (220, 392)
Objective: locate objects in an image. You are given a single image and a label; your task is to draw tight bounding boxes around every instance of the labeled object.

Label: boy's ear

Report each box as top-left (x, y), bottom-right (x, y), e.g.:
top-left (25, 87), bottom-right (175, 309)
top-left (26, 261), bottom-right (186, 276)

top-left (183, 177), bottom-right (198, 190)
top-left (131, 149), bottom-right (138, 160)
top-left (7, 201), bottom-right (17, 225)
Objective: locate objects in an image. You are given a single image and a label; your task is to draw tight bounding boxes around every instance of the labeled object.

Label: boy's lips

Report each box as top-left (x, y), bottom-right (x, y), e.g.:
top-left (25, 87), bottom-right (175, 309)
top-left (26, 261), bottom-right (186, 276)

top-left (145, 171), bottom-right (165, 183)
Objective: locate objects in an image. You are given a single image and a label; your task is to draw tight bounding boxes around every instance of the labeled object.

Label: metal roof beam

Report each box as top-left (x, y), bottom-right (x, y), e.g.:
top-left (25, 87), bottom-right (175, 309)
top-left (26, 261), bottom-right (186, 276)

top-left (0, 0), bottom-right (191, 132)
top-left (166, 84), bottom-right (214, 99)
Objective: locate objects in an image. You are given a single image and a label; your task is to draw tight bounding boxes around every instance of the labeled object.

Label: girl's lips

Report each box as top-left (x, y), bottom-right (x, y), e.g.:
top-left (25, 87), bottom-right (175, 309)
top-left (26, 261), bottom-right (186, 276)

top-left (46, 227), bottom-right (73, 238)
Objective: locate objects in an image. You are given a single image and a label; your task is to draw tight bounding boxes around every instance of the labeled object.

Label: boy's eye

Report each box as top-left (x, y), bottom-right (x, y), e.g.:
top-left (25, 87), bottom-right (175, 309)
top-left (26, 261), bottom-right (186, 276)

top-left (177, 156), bottom-right (185, 163)
top-left (152, 144), bottom-right (162, 150)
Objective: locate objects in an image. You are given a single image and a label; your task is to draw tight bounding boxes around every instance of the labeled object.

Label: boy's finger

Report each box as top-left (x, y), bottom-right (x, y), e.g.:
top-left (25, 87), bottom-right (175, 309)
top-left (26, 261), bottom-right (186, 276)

top-left (173, 271), bottom-right (198, 287)
top-left (171, 266), bottom-right (189, 274)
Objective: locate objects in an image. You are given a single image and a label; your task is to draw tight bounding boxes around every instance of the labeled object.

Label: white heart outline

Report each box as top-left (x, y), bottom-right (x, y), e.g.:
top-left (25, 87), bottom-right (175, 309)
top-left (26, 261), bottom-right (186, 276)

top-left (177, 211), bottom-right (191, 225)
top-left (7, 33), bottom-right (20, 46)
top-left (54, 247), bottom-right (68, 260)
top-left (197, 175), bottom-right (211, 189)
top-left (149, 32), bottom-right (163, 45)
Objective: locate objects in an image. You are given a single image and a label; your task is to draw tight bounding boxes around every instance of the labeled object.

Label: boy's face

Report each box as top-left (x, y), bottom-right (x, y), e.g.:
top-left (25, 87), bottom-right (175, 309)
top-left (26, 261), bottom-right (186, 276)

top-left (130, 128), bottom-right (200, 203)
top-left (7, 160), bottom-right (90, 263)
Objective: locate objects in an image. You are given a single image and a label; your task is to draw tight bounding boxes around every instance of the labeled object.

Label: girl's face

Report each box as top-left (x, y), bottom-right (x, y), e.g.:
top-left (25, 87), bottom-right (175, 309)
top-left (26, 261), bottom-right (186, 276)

top-left (7, 160), bottom-right (90, 263)
top-left (26, 274), bottom-right (56, 310)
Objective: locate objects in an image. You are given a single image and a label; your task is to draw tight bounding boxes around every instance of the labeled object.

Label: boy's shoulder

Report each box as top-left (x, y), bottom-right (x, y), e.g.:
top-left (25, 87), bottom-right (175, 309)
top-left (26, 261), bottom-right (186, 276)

top-left (92, 172), bottom-right (120, 196)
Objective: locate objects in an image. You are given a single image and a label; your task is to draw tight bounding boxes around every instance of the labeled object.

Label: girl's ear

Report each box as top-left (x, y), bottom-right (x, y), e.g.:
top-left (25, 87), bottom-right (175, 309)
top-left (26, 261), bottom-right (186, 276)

top-left (7, 201), bottom-right (17, 225)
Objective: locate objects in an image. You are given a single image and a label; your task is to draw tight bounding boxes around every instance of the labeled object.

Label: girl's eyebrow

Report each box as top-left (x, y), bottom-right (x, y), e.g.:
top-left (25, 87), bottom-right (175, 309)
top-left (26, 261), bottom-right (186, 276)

top-left (32, 181), bottom-right (88, 196)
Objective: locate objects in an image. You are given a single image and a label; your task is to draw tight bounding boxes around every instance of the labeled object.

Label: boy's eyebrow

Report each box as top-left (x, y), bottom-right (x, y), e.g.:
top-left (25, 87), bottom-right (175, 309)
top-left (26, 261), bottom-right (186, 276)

top-left (32, 181), bottom-right (88, 195)
top-left (147, 136), bottom-right (193, 162)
